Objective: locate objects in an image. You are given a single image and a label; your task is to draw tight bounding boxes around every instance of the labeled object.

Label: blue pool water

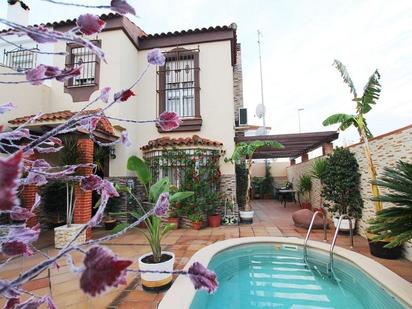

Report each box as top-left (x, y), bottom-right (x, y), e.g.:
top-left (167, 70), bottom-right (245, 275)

top-left (191, 244), bottom-right (406, 309)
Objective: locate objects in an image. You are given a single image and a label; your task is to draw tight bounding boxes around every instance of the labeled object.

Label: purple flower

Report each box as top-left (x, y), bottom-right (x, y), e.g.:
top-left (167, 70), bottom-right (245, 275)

top-left (25, 172), bottom-right (47, 186)
top-left (0, 151), bottom-right (23, 211)
top-left (80, 174), bottom-right (103, 191)
top-left (154, 192), bottom-right (169, 217)
top-left (55, 66), bottom-right (82, 82)
top-left (100, 87), bottom-right (111, 103)
top-left (43, 65), bottom-right (62, 77)
top-left (101, 180), bottom-right (119, 198)
top-left (114, 89), bottom-right (135, 102)
top-left (77, 116), bottom-right (101, 133)
top-left (110, 0), bottom-right (136, 15)
top-left (147, 48), bottom-right (165, 66)
top-left (187, 262), bottom-right (218, 294)
top-left (34, 145), bottom-right (64, 154)
top-left (10, 206), bottom-right (35, 221)
top-left (158, 111), bottom-right (182, 131)
top-left (1, 241), bottom-right (33, 257)
top-left (26, 25), bottom-right (58, 44)
top-left (26, 65), bottom-right (47, 85)
top-left (120, 130), bottom-right (131, 147)
top-left (0, 129), bottom-right (30, 141)
top-left (80, 246), bottom-right (133, 297)
top-left (77, 14), bottom-right (106, 35)
top-left (4, 297), bottom-right (20, 309)
top-left (0, 102), bottom-right (16, 114)
top-left (11, 296), bottom-right (55, 309)
top-left (89, 195), bottom-right (109, 227)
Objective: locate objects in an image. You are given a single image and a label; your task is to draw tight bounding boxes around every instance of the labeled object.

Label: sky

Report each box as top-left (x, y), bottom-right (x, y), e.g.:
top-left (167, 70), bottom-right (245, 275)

top-left (1, 0), bottom-right (411, 146)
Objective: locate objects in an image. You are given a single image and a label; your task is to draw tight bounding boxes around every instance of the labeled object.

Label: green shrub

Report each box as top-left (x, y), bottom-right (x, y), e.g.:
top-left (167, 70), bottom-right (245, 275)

top-left (235, 163), bottom-right (248, 208)
top-left (322, 147), bottom-right (363, 218)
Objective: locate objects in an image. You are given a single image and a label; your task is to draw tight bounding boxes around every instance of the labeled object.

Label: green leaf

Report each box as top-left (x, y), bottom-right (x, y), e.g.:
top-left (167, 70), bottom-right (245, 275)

top-left (333, 59), bottom-right (358, 98)
top-left (111, 223), bottom-right (130, 234)
top-left (322, 113), bottom-right (355, 128)
top-left (127, 156), bottom-right (152, 186)
top-left (161, 223), bottom-right (176, 238)
top-left (170, 191), bottom-right (194, 202)
top-left (361, 69), bottom-right (381, 114)
top-left (149, 177), bottom-right (169, 203)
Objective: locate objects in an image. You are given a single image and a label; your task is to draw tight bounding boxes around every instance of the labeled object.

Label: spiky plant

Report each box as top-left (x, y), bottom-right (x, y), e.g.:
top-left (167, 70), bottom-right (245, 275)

top-left (368, 161), bottom-right (412, 248)
top-left (323, 60), bottom-right (382, 212)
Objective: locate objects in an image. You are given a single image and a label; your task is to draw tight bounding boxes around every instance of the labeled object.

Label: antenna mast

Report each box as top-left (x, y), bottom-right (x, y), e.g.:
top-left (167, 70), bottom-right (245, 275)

top-left (257, 30), bottom-right (266, 134)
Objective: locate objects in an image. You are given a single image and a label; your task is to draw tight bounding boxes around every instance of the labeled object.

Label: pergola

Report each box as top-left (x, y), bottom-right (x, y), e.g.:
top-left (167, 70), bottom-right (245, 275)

top-left (234, 131), bottom-right (339, 164)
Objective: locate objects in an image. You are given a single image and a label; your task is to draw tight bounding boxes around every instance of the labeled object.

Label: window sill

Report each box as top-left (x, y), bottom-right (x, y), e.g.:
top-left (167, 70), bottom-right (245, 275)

top-left (65, 83), bottom-right (97, 89)
top-left (157, 117), bottom-right (202, 133)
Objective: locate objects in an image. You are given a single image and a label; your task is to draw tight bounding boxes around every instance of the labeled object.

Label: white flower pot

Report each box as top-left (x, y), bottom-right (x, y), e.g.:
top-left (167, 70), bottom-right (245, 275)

top-left (333, 217), bottom-right (356, 232)
top-left (138, 251), bottom-right (175, 291)
top-left (239, 210), bottom-right (254, 224)
top-left (54, 224), bottom-right (86, 249)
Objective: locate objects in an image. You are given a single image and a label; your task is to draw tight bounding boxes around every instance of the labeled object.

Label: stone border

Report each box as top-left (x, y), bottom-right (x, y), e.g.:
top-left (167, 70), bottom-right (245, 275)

top-left (159, 237), bottom-right (412, 309)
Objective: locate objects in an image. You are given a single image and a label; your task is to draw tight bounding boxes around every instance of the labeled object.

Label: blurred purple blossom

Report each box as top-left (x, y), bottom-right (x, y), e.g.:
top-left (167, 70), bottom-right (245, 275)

top-left (26, 65), bottom-right (47, 85)
top-left (80, 246), bottom-right (132, 296)
top-left (114, 89), bottom-right (135, 102)
top-left (26, 25), bottom-right (58, 44)
top-left (77, 14), bottom-right (106, 35)
top-left (10, 206), bottom-right (35, 221)
top-left (0, 151), bottom-right (23, 211)
top-left (158, 111), bottom-right (181, 131)
top-left (100, 87), bottom-right (111, 103)
top-left (110, 0), bottom-right (136, 15)
top-left (188, 262), bottom-right (218, 294)
top-left (120, 130), bottom-right (131, 147)
top-left (154, 192), bottom-right (169, 217)
top-left (147, 48), bottom-right (165, 66)
top-left (0, 102), bottom-right (16, 114)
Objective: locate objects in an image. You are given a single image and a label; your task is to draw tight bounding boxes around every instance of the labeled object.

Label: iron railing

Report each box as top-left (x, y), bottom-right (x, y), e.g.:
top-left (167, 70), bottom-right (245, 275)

top-left (2, 45), bottom-right (39, 70)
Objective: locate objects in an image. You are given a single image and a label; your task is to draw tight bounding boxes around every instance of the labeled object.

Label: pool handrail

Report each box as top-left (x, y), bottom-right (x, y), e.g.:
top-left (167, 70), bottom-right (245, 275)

top-left (303, 210), bottom-right (327, 264)
top-left (329, 214), bottom-right (354, 273)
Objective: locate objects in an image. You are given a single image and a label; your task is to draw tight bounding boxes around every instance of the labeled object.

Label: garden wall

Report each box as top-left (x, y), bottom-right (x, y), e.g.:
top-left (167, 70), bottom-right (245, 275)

top-left (287, 124), bottom-right (412, 261)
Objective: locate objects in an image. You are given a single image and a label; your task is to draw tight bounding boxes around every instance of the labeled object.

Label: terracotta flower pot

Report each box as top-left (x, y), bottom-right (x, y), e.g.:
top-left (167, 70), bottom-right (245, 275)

top-left (167, 217), bottom-right (180, 229)
top-left (207, 214), bottom-right (221, 228)
top-left (192, 221), bottom-right (202, 230)
top-left (301, 202), bottom-right (312, 210)
top-left (138, 221), bottom-right (148, 228)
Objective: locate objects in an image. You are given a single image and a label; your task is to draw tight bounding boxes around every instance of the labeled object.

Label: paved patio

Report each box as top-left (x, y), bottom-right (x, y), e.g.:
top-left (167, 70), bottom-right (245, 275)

top-left (1, 200), bottom-right (412, 308)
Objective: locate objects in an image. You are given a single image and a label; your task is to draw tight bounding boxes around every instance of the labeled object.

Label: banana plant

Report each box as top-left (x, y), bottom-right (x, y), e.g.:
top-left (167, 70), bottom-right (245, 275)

top-left (323, 60), bottom-right (382, 212)
top-left (226, 141), bottom-right (283, 212)
top-left (113, 156), bottom-right (193, 263)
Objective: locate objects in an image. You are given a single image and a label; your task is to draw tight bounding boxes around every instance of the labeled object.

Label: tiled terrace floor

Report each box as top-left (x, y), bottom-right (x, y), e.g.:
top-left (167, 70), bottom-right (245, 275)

top-left (1, 200), bottom-right (412, 308)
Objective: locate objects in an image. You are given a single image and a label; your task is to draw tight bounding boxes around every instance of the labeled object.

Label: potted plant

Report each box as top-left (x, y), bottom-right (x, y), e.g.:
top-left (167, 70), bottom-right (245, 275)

top-left (201, 192), bottom-right (222, 228)
top-left (251, 177), bottom-right (263, 199)
top-left (261, 163), bottom-right (274, 199)
top-left (53, 136), bottom-right (87, 249)
top-left (41, 182), bottom-right (66, 229)
top-left (298, 174), bottom-right (312, 209)
top-left (322, 147), bottom-right (363, 231)
top-left (188, 213), bottom-right (203, 230)
top-left (226, 140), bottom-right (283, 223)
top-left (103, 189), bottom-right (122, 230)
top-left (323, 60), bottom-right (383, 248)
top-left (125, 156), bottom-right (193, 291)
top-left (367, 161), bottom-right (411, 259)
top-left (167, 185), bottom-right (180, 229)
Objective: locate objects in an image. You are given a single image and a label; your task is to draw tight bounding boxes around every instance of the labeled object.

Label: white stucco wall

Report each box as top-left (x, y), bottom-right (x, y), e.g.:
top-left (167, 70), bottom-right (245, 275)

top-left (1, 29), bottom-right (236, 177)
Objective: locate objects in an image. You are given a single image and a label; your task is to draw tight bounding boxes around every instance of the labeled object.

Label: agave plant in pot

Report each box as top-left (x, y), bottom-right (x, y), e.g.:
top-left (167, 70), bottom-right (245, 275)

top-left (226, 140), bottom-right (283, 223)
top-left (124, 156), bottom-right (193, 291)
top-left (367, 161), bottom-right (412, 259)
top-left (298, 174), bottom-right (312, 209)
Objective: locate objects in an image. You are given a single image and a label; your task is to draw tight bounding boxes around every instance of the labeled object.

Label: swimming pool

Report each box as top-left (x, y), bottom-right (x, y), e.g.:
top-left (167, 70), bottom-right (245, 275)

top-left (159, 237), bottom-right (412, 309)
top-left (190, 244), bottom-right (405, 308)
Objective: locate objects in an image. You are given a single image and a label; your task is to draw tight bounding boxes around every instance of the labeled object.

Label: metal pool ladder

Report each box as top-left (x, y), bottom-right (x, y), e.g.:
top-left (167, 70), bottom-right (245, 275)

top-left (328, 214), bottom-right (354, 274)
top-left (303, 210), bottom-right (327, 264)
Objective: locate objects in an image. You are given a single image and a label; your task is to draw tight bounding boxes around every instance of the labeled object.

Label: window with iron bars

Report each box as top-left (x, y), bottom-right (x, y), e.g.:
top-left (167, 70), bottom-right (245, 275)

top-left (2, 46), bottom-right (38, 70)
top-left (66, 45), bottom-right (98, 87)
top-left (158, 48), bottom-right (200, 120)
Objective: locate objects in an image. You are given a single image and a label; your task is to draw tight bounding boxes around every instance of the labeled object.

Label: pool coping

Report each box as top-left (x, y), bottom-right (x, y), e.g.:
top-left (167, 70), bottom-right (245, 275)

top-left (158, 237), bottom-right (412, 309)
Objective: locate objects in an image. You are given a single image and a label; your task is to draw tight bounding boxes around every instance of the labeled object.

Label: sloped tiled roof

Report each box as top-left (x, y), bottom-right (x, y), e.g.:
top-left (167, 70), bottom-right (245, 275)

top-left (141, 24), bottom-right (237, 40)
top-left (8, 109), bottom-right (114, 135)
top-left (141, 135), bottom-right (223, 151)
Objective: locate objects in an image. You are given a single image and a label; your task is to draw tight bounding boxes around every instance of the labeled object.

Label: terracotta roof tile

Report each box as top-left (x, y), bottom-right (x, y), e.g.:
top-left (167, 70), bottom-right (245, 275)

top-left (141, 135), bottom-right (223, 151)
top-left (8, 109), bottom-right (114, 135)
top-left (140, 24), bottom-right (237, 40)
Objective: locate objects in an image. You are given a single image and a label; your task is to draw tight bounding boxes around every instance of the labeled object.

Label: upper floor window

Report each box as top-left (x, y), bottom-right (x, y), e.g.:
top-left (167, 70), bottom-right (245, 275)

top-left (67, 45), bottom-right (97, 87)
top-left (64, 41), bottom-right (101, 102)
top-left (157, 48), bottom-right (202, 132)
top-left (3, 46), bottom-right (38, 70)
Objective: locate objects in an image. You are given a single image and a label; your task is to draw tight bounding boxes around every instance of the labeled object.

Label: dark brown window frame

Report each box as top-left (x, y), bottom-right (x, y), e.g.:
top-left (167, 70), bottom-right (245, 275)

top-left (64, 40), bottom-right (101, 103)
top-left (157, 47), bottom-right (201, 132)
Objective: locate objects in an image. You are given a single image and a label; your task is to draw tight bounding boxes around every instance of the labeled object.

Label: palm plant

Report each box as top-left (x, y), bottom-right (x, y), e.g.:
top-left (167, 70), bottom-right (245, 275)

top-left (226, 141), bottom-right (283, 212)
top-left (323, 60), bottom-right (382, 212)
top-left (368, 161), bottom-right (412, 248)
top-left (60, 136), bottom-right (80, 227)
